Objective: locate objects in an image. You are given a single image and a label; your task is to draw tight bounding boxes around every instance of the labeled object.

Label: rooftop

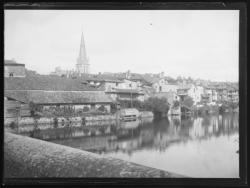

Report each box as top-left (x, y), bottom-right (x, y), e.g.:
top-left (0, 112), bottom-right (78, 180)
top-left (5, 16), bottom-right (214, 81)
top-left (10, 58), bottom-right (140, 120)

top-left (106, 88), bottom-right (143, 94)
top-left (5, 90), bottom-right (114, 104)
top-left (86, 74), bottom-right (123, 83)
top-left (5, 75), bottom-right (99, 91)
top-left (5, 60), bottom-right (25, 66)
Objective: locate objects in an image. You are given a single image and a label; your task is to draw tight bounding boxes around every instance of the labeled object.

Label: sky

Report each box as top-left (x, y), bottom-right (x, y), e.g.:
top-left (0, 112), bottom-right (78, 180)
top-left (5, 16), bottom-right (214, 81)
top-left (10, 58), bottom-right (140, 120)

top-left (4, 10), bottom-right (239, 82)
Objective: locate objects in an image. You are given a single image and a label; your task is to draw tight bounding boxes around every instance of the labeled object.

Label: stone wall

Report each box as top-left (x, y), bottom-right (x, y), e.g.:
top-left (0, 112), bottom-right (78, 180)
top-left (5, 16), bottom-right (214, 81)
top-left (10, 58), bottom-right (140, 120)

top-left (4, 132), bottom-right (185, 178)
top-left (5, 115), bottom-right (117, 133)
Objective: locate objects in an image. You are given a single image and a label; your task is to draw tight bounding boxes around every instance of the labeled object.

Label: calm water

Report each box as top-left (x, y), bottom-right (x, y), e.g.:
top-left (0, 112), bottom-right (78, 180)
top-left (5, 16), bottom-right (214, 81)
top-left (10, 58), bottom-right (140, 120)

top-left (29, 113), bottom-right (239, 178)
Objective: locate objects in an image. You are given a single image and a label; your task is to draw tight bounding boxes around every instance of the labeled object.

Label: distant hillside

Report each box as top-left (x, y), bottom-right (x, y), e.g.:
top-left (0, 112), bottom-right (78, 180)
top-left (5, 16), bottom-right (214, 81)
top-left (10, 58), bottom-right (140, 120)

top-left (5, 75), bottom-right (100, 91)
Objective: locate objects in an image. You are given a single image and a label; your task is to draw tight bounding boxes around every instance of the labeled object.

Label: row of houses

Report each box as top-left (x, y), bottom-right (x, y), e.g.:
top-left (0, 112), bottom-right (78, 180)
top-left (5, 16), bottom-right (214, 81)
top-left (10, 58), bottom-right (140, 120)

top-left (4, 61), bottom-right (238, 120)
top-left (82, 72), bottom-right (239, 105)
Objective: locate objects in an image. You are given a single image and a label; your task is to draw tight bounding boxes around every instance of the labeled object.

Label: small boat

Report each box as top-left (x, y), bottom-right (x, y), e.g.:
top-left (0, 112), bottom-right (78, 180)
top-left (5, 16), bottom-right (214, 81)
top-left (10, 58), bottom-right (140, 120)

top-left (119, 108), bottom-right (140, 121)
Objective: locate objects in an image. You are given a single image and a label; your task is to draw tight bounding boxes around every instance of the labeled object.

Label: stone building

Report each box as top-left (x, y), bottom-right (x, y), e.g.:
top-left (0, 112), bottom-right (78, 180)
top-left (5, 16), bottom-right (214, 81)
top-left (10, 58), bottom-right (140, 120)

top-left (177, 84), bottom-right (204, 105)
top-left (4, 60), bottom-right (26, 78)
top-left (4, 90), bottom-right (114, 115)
top-left (106, 89), bottom-right (145, 102)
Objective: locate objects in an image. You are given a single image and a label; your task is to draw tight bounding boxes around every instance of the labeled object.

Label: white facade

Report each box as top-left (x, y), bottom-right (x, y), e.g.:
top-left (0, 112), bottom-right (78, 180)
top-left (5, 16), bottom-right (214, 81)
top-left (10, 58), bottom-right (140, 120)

top-left (152, 78), bottom-right (168, 92)
top-left (162, 84), bottom-right (179, 93)
top-left (187, 85), bottom-right (204, 105)
top-left (204, 88), bottom-right (218, 103)
top-left (118, 79), bottom-right (139, 90)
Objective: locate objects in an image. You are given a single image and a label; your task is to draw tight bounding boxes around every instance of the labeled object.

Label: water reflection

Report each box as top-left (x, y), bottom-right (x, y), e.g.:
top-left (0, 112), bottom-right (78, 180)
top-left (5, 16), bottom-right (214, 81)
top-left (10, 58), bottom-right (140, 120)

top-left (24, 113), bottom-right (238, 177)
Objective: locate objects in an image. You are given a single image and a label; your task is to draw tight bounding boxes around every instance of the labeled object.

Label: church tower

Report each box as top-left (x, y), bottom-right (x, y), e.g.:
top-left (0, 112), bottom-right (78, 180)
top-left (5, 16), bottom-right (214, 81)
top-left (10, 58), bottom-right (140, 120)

top-left (76, 32), bottom-right (90, 74)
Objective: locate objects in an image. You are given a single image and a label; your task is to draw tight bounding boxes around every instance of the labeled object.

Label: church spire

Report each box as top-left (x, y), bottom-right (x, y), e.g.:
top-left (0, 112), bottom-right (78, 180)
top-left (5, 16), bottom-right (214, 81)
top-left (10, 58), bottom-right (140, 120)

top-left (76, 31), bottom-right (90, 74)
top-left (78, 32), bottom-right (88, 61)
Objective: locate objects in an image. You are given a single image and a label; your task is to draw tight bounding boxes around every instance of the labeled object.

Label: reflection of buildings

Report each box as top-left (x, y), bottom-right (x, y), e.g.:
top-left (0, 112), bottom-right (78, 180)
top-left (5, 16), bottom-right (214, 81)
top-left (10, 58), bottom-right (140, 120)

top-left (24, 114), bottom-right (239, 155)
top-left (102, 114), bottom-right (239, 154)
top-left (189, 117), bottom-right (204, 138)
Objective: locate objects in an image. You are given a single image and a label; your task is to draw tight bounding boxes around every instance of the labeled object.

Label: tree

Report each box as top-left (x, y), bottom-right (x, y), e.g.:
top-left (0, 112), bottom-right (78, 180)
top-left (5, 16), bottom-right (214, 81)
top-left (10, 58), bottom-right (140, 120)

top-left (83, 106), bottom-right (90, 112)
top-left (144, 97), bottom-right (170, 118)
top-left (29, 101), bottom-right (42, 117)
top-left (182, 96), bottom-right (194, 108)
top-left (98, 105), bottom-right (107, 112)
top-left (173, 100), bottom-right (180, 108)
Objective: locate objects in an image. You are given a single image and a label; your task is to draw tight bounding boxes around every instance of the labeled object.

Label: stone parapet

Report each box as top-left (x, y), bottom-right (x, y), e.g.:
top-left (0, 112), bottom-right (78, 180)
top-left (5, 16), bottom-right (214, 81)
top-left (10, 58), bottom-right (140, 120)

top-left (4, 132), bottom-right (185, 178)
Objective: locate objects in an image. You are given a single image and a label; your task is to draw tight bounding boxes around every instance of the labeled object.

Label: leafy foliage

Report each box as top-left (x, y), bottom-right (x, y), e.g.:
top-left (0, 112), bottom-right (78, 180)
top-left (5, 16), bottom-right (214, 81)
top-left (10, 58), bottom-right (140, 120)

top-left (83, 106), bottom-right (90, 112)
top-left (98, 105), bottom-right (106, 112)
top-left (29, 102), bottom-right (42, 117)
top-left (173, 100), bottom-right (180, 108)
top-left (182, 96), bottom-right (194, 108)
top-left (144, 97), bottom-right (170, 118)
top-left (118, 99), bottom-right (145, 110)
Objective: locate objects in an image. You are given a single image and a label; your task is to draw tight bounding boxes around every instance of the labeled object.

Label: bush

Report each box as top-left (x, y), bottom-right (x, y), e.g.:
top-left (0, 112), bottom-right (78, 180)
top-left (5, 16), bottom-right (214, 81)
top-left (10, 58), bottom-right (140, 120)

top-left (118, 99), bottom-right (145, 110)
top-left (83, 106), bottom-right (90, 112)
top-left (29, 102), bottom-right (43, 117)
top-left (98, 105), bottom-right (106, 112)
top-left (9, 122), bottom-right (18, 129)
top-left (144, 97), bottom-right (170, 118)
top-left (173, 100), bottom-right (180, 108)
top-left (182, 96), bottom-right (194, 108)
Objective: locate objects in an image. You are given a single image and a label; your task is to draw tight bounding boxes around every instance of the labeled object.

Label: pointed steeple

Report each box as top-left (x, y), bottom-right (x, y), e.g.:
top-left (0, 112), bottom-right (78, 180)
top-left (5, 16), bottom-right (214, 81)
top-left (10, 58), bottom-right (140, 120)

top-left (78, 32), bottom-right (88, 61)
top-left (76, 31), bottom-right (90, 74)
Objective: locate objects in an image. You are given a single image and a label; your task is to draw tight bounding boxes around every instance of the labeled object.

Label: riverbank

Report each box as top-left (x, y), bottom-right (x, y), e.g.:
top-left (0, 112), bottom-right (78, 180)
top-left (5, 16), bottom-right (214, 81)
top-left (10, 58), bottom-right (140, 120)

top-left (4, 110), bottom-right (154, 134)
top-left (191, 103), bottom-right (239, 116)
top-left (4, 132), bottom-right (185, 178)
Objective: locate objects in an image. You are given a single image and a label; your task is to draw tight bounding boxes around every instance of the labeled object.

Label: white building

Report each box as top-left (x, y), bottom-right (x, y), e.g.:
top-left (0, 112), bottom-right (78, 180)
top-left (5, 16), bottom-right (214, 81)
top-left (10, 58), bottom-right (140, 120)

top-left (177, 84), bottom-right (204, 105)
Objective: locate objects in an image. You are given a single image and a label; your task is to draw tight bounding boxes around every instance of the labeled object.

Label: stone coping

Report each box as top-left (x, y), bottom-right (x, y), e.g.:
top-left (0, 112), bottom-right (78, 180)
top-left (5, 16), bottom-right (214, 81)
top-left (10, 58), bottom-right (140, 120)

top-left (4, 132), bottom-right (186, 178)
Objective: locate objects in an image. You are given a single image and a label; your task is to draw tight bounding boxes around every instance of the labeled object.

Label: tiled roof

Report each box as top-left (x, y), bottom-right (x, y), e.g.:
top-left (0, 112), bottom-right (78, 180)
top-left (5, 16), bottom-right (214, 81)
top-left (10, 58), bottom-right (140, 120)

top-left (106, 89), bottom-right (143, 94)
top-left (178, 84), bottom-right (192, 90)
top-left (86, 75), bottom-right (123, 83)
top-left (5, 76), bottom-right (97, 91)
top-left (5, 60), bottom-right (25, 66)
top-left (141, 75), bottom-right (161, 84)
top-left (5, 90), bottom-right (114, 104)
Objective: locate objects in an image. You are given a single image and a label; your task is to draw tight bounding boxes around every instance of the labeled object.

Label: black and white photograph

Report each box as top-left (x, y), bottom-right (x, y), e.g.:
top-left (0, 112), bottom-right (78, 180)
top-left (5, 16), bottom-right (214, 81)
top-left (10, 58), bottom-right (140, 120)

top-left (4, 6), bottom-right (243, 180)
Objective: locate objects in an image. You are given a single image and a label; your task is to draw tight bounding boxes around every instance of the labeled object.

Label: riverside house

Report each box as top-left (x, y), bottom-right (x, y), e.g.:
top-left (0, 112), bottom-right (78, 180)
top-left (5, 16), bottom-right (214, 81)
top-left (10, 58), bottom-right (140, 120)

top-left (177, 84), bottom-right (204, 105)
top-left (4, 90), bottom-right (114, 116)
top-left (4, 74), bottom-right (114, 121)
top-left (106, 88), bottom-right (145, 102)
top-left (85, 75), bottom-right (123, 92)
top-left (202, 85), bottom-right (218, 104)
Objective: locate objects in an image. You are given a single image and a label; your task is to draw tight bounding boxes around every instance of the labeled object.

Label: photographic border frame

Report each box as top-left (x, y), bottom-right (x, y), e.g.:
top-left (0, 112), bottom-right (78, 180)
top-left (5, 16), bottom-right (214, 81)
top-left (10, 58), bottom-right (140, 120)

top-left (1, 1), bottom-right (248, 187)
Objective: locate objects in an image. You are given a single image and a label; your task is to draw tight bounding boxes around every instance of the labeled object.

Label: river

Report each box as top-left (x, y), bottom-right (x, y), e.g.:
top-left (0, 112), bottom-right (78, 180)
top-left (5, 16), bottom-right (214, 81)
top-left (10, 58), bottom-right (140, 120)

top-left (27, 113), bottom-right (239, 178)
